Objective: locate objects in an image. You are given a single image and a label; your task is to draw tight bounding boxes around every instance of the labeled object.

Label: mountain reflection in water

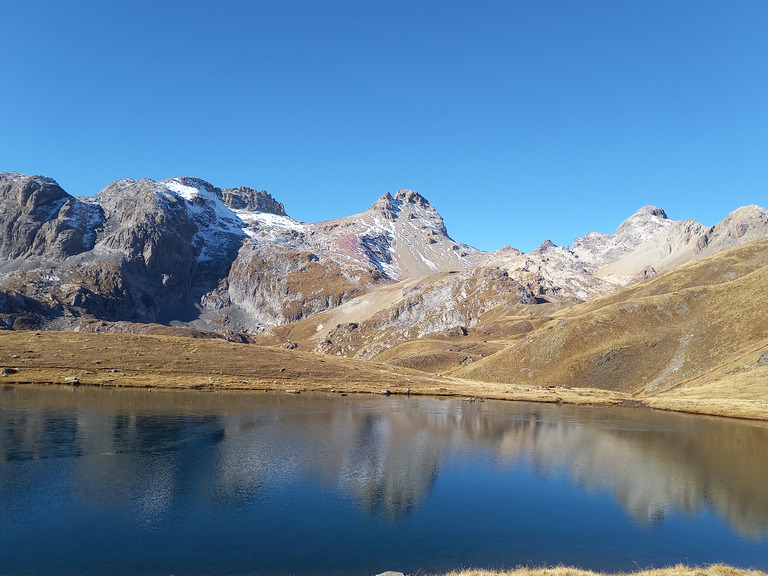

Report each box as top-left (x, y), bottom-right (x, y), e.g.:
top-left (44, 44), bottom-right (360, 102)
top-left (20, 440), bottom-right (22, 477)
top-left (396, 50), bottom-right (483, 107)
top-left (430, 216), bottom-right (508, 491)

top-left (2, 384), bottom-right (767, 541)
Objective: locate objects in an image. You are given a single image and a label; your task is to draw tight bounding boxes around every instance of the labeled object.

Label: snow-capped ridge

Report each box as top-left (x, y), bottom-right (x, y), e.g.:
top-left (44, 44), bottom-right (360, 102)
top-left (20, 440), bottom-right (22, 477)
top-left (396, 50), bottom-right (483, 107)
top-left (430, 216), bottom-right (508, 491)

top-left (158, 177), bottom-right (306, 259)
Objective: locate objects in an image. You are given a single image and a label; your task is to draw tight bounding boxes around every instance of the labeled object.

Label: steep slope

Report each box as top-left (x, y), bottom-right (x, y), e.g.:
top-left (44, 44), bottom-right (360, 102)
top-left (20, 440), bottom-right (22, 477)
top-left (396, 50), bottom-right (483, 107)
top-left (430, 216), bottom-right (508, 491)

top-left (0, 172), bottom-right (102, 262)
top-left (452, 238), bottom-right (768, 419)
top-left (304, 189), bottom-right (484, 280)
top-left (265, 266), bottom-right (540, 358)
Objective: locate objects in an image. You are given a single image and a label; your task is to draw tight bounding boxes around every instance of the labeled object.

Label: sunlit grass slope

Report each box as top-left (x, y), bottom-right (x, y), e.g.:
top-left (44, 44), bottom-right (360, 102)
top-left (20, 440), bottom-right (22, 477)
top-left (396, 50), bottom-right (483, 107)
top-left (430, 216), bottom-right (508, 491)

top-left (451, 238), bottom-right (768, 419)
top-left (426, 565), bottom-right (767, 576)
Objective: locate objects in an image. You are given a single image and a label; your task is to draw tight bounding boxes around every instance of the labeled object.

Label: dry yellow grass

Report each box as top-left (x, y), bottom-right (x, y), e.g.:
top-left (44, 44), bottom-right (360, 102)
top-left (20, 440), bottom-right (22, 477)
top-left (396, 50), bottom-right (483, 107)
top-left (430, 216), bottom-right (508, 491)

top-left (450, 239), bottom-right (768, 420)
top-left (643, 366), bottom-right (768, 420)
top-left (373, 338), bottom-right (505, 374)
top-left (424, 566), bottom-right (767, 576)
top-left (0, 330), bottom-right (632, 408)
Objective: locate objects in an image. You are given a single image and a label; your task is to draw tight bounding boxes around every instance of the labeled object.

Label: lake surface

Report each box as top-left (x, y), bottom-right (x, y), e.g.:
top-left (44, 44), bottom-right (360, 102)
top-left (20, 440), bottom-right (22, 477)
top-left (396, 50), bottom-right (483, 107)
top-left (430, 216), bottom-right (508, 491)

top-left (1, 384), bottom-right (767, 576)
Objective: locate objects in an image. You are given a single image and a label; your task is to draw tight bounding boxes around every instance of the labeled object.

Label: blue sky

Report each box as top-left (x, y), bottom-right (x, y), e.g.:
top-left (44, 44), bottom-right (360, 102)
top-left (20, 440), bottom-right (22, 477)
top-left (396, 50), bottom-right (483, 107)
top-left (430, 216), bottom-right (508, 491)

top-left (2, 1), bottom-right (766, 252)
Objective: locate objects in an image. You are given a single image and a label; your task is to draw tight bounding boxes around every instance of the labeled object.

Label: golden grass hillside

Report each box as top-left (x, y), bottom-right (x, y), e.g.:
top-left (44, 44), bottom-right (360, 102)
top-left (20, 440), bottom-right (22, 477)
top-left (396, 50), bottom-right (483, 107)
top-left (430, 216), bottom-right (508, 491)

top-left (452, 239), bottom-right (768, 419)
top-left (423, 566), bottom-right (767, 576)
top-left (0, 330), bottom-right (450, 394)
top-left (0, 330), bottom-right (633, 408)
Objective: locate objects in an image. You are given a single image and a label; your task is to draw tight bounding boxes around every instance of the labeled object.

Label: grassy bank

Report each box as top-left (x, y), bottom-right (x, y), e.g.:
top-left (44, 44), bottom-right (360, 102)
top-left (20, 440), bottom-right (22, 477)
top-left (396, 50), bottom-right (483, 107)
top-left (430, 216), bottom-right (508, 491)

top-left (424, 566), bottom-right (767, 576)
top-left (2, 329), bottom-right (767, 421)
top-left (0, 330), bottom-right (637, 406)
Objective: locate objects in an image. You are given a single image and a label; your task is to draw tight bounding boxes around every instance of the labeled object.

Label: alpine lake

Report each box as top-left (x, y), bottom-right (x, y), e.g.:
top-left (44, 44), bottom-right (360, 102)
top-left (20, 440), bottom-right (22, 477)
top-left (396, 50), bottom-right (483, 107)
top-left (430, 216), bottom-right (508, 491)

top-left (1, 384), bottom-right (767, 576)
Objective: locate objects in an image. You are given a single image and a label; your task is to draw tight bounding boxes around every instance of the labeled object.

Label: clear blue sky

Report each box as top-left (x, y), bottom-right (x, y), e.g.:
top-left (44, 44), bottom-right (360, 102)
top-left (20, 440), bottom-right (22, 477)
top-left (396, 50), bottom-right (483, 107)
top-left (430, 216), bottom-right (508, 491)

top-left (2, 0), bottom-right (766, 252)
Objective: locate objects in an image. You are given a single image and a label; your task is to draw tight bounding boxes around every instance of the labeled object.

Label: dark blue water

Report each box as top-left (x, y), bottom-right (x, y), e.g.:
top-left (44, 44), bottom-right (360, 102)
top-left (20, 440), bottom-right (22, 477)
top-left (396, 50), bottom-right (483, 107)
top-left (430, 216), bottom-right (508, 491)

top-left (1, 385), bottom-right (767, 575)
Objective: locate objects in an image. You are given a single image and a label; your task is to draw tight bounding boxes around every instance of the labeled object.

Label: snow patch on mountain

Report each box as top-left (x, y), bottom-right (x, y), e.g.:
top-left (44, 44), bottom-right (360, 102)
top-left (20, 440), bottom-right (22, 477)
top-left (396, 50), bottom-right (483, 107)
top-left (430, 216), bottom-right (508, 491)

top-left (163, 179), bottom-right (246, 234)
top-left (68, 197), bottom-right (104, 250)
top-left (161, 179), bottom-right (247, 261)
top-left (162, 178), bottom-right (308, 246)
top-left (235, 210), bottom-right (307, 240)
top-left (349, 189), bottom-right (481, 280)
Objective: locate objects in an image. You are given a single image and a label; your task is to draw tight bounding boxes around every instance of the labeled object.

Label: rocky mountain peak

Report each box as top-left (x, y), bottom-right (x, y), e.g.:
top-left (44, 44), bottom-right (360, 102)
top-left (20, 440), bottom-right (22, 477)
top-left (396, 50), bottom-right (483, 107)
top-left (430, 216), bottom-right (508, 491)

top-left (720, 205), bottom-right (768, 237)
top-left (636, 205), bottom-right (668, 219)
top-left (370, 189), bottom-right (444, 230)
top-left (221, 186), bottom-right (286, 216)
top-left (533, 239), bottom-right (557, 254)
top-left (372, 190), bottom-right (436, 214)
top-left (0, 173), bottom-right (104, 262)
top-left (372, 192), bottom-right (399, 221)
top-left (394, 189), bottom-right (430, 208)
top-left (159, 177), bottom-right (287, 217)
top-left (171, 176), bottom-right (216, 193)
top-left (615, 205), bottom-right (669, 231)
top-left (1, 172), bottom-right (68, 215)
top-left (496, 245), bottom-right (523, 256)
top-left (612, 204), bottom-right (673, 248)
top-left (332, 188), bottom-right (476, 280)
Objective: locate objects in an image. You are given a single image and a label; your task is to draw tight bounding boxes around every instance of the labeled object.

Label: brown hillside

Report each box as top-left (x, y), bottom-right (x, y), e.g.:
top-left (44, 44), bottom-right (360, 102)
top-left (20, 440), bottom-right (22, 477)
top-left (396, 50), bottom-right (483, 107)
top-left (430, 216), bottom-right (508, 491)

top-left (452, 238), bottom-right (768, 419)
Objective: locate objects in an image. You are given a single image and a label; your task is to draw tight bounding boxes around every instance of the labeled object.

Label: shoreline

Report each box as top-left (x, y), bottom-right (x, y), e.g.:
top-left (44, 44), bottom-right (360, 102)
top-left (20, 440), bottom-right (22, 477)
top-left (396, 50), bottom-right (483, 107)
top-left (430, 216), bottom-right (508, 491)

top-left (420, 566), bottom-right (768, 576)
top-left (2, 330), bottom-right (767, 422)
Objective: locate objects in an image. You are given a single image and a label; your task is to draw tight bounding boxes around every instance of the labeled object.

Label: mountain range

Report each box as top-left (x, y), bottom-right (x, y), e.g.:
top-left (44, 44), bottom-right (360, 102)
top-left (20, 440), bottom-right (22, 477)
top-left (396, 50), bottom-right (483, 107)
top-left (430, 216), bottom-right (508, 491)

top-left (2, 171), bottom-right (768, 419)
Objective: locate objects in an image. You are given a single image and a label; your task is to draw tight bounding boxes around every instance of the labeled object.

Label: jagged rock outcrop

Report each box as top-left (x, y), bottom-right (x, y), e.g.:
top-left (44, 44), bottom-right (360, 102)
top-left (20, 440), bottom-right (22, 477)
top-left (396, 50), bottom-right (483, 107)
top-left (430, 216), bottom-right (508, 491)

top-left (0, 173), bottom-right (101, 261)
top-left (309, 267), bottom-right (539, 359)
top-left (224, 243), bottom-right (384, 328)
top-left (220, 186), bottom-right (286, 215)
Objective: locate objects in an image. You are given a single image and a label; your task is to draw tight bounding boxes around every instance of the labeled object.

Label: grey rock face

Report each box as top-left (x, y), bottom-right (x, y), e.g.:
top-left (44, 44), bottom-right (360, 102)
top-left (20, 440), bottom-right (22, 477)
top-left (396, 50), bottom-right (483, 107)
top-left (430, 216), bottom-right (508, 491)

top-left (0, 172), bottom-right (101, 260)
top-left (221, 186), bottom-right (286, 215)
top-left (316, 266), bottom-right (537, 359)
top-left (0, 172), bottom-right (392, 332)
top-left (225, 242), bottom-right (383, 328)
top-left (0, 175), bottom-right (232, 326)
